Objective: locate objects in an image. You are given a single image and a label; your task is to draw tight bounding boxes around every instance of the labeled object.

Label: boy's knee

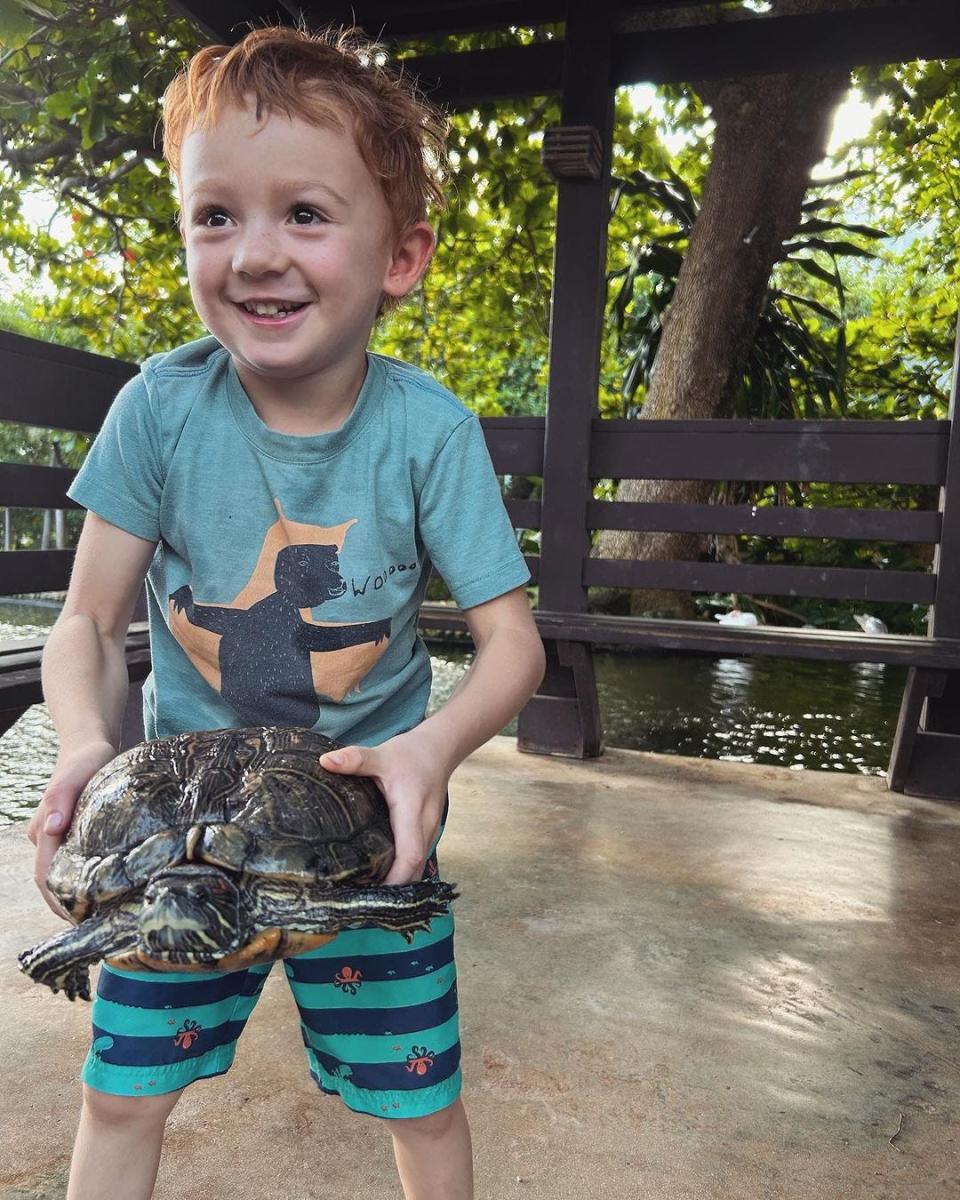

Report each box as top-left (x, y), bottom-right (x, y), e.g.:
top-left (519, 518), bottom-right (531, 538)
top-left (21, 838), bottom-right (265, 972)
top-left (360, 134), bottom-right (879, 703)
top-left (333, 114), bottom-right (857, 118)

top-left (390, 1098), bottom-right (462, 1142)
top-left (81, 1084), bottom-right (183, 1129)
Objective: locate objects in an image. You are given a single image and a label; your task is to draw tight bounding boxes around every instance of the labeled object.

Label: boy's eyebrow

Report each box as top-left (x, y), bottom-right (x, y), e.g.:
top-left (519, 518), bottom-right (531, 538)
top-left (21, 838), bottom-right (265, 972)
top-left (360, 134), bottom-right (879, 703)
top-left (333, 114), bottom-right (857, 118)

top-left (280, 180), bottom-right (350, 207)
top-left (184, 179), bottom-right (350, 208)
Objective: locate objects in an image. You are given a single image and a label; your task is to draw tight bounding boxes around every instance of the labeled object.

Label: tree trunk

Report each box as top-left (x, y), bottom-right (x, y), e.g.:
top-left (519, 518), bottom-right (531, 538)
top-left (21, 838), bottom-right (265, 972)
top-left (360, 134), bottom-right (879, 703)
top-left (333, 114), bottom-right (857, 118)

top-left (593, 15), bottom-right (848, 616)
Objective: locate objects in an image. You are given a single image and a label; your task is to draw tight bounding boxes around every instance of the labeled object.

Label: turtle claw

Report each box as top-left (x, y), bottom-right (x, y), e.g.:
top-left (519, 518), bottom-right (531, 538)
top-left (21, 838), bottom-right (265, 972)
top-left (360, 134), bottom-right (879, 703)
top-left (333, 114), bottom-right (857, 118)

top-left (18, 945), bottom-right (93, 1002)
top-left (57, 965), bottom-right (92, 1002)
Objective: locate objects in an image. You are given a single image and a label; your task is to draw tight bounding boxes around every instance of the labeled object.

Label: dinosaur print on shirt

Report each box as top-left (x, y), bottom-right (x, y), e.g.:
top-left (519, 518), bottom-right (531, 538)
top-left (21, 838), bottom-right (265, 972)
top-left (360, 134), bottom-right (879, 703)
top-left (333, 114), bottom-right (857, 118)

top-left (168, 500), bottom-right (391, 725)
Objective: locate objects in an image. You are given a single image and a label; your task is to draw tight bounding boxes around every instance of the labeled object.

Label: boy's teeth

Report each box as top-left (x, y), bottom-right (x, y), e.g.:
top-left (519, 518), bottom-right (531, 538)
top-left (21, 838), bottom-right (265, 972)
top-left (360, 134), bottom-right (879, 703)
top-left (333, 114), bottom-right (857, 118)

top-left (243, 302), bottom-right (302, 316)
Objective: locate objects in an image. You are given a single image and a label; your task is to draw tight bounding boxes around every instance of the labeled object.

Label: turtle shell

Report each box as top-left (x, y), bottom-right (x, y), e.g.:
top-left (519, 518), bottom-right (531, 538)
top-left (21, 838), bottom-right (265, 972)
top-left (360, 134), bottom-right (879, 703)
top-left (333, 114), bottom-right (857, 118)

top-left (67, 726), bottom-right (388, 865)
top-left (48, 726), bottom-right (399, 968)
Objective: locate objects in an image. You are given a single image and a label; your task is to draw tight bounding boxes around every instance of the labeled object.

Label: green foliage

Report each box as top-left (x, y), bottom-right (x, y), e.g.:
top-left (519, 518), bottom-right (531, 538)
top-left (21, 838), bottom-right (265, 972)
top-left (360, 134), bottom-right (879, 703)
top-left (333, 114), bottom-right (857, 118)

top-left (0, 6), bottom-right (957, 632)
top-left (0, 0), bottom-right (203, 358)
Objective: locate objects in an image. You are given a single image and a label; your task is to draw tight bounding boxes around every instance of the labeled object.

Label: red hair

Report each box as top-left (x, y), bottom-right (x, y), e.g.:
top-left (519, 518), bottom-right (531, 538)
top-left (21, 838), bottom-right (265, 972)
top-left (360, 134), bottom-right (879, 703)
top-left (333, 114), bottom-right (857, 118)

top-left (162, 24), bottom-right (448, 233)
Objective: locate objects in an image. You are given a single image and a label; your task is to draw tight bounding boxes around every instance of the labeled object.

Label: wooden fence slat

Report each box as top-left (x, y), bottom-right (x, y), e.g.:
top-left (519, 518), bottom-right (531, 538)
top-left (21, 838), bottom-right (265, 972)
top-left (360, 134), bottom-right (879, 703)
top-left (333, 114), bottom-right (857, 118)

top-left (479, 417), bottom-right (545, 474)
top-left (0, 464), bottom-right (81, 509)
top-left (0, 330), bottom-right (136, 434)
top-left (586, 501), bottom-right (942, 542)
top-left (589, 420), bottom-right (950, 484)
top-left (416, 602), bottom-right (960, 669)
top-left (503, 498), bottom-right (542, 528)
top-left (1, 549), bottom-right (74, 594)
top-left (584, 558), bottom-right (936, 605)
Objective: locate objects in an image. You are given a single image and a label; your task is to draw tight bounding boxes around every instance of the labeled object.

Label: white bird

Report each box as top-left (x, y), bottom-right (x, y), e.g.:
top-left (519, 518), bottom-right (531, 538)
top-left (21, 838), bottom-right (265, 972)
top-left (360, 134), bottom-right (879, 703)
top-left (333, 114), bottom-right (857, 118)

top-left (853, 613), bottom-right (888, 635)
top-left (714, 609), bottom-right (759, 627)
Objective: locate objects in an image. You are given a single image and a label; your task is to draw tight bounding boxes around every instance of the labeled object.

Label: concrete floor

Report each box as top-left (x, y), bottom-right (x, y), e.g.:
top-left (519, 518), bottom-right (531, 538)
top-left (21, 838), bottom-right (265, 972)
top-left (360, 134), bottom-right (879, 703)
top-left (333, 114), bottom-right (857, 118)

top-left (2, 736), bottom-right (959, 1200)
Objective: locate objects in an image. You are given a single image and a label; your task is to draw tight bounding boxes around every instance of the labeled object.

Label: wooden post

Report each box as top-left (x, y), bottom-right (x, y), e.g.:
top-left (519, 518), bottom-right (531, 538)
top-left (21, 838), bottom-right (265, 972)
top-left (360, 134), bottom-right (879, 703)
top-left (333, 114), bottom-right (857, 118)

top-left (888, 313), bottom-right (960, 798)
top-left (517, 0), bottom-right (614, 758)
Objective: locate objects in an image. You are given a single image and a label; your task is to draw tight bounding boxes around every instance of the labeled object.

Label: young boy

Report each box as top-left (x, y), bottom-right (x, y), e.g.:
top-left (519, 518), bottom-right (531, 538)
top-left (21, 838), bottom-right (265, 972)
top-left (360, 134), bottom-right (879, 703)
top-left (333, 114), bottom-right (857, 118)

top-left (26, 24), bottom-right (545, 1200)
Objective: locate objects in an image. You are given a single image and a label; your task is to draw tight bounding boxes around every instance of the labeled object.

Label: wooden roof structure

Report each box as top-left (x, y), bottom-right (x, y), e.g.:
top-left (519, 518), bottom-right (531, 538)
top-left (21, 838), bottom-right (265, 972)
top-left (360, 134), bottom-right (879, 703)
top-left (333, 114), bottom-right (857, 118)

top-left (170, 1), bottom-right (960, 104)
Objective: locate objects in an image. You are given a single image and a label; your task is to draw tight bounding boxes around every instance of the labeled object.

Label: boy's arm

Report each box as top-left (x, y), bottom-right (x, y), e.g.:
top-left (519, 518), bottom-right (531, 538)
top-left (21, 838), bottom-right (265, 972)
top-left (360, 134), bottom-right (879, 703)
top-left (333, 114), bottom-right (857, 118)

top-left (319, 586), bottom-right (545, 884)
top-left (27, 512), bottom-right (157, 915)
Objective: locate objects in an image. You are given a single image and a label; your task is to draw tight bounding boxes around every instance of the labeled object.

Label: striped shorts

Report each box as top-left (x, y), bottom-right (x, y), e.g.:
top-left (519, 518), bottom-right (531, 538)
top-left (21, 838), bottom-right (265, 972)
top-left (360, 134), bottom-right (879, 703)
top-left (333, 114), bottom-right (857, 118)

top-left (81, 850), bottom-right (460, 1119)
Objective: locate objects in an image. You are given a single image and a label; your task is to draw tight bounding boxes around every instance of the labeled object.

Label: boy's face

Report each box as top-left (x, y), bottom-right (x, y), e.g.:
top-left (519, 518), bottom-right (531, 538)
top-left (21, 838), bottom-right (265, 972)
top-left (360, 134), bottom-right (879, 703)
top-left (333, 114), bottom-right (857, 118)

top-left (178, 99), bottom-right (431, 402)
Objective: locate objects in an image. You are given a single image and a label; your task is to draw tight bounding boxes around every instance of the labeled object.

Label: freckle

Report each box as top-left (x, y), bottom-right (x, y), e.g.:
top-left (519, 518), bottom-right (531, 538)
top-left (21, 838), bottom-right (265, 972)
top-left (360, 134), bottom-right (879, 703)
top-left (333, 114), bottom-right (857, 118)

top-left (134, 1084), bottom-right (143, 1091)
top-left (148, 1080), bottom-right (156, 1086)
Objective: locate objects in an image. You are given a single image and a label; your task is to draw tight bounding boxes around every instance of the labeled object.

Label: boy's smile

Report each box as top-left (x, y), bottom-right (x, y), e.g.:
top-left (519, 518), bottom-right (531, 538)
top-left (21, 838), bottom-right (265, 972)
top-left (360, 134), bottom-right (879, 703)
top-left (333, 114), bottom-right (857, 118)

top-left (178, 100), bottom-right (433, 431)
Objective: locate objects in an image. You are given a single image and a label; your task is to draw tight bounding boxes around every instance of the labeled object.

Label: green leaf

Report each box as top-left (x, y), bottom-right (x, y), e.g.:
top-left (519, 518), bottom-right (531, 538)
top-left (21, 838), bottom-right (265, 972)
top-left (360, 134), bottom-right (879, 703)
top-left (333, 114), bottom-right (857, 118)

top-left (0, 0), bottom-right (34, 46)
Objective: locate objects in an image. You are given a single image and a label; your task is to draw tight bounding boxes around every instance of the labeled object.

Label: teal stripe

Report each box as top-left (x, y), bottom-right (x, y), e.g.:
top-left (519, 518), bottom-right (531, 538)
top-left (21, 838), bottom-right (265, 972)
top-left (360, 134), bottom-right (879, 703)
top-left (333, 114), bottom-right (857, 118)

top-left (300, 1011), bottom-right (460, 1063)
top-left (291, 966), bottom-right (456, 1010)
top-left (309, 1061), bottom-right (463, 1119)
top-left (81, 1043), bottom-right (237, 1097)
top-left (292, 916), bottom-right (454, 960)
top-left (91, 990), bottom-right (262, 1037)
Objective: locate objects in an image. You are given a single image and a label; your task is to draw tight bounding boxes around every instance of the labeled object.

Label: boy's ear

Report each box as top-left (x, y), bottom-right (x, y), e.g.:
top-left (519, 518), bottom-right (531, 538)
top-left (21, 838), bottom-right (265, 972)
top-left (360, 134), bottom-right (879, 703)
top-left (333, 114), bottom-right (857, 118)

top-left (382, 222), bottom-right (436, 300)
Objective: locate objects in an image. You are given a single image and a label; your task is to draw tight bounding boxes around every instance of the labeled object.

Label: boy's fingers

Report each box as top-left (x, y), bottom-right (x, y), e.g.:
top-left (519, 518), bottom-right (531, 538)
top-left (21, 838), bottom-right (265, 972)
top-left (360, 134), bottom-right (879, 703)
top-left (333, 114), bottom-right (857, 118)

top-left (383, 805), bottom-right (425, 886)
top-left (33, 835), bottom-right (69, 920)
top-left (26, 809), bottom-right (41, 847)
top-left (319, 745), bottom-right (370, 773)
top-left (43, 808), bottom-right (66, 835)
top-left (26, 800), bottom-right (66, 846)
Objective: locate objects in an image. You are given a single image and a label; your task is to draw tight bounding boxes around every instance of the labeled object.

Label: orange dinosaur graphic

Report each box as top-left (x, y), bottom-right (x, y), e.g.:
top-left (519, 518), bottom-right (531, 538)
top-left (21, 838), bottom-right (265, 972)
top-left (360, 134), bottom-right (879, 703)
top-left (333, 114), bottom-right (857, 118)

top-left (168, 500), bottom-right (392, 722)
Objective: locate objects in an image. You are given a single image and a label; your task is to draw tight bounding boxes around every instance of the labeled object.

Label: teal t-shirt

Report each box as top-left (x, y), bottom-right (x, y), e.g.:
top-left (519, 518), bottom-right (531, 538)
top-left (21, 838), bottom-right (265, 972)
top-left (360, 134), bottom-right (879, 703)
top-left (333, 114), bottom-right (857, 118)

top-left (68, 337), bottom-right (530, 746)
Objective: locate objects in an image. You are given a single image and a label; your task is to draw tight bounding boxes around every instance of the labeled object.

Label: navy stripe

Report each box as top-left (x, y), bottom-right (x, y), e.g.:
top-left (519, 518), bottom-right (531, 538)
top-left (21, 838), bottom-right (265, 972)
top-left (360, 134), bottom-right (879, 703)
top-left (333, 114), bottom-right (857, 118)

top-left (91, 1019), bottom-right (246, 1066)
top-left (97, 967), bottom-right (265, 1009)
top-left (285, 934), bottom-right (454, 984)
top-left (310, 1042), bottom-right (461, 1092)
top-left (299, 982), bottom-right (458, 1037)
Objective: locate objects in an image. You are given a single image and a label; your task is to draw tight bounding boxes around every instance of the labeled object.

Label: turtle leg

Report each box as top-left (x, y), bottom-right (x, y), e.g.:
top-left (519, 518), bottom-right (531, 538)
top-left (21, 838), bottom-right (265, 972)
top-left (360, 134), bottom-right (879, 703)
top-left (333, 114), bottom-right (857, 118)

top-left (252, 879), bottom-right (458, 941)
top-left (18, 907), bottom-right (138, 1001)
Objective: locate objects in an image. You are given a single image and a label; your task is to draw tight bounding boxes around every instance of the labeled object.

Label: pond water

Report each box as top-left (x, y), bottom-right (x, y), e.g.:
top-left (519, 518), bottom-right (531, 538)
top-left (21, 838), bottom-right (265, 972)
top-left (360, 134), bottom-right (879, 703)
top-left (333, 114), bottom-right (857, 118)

top-left (0, 601), bottom-right (905, 825)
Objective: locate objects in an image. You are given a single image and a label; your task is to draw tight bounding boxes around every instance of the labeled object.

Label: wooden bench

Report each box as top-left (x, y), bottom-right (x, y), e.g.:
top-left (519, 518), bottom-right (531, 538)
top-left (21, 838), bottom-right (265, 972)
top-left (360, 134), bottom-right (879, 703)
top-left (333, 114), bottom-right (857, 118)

top-left (3, 328), bottom-right (960, 800)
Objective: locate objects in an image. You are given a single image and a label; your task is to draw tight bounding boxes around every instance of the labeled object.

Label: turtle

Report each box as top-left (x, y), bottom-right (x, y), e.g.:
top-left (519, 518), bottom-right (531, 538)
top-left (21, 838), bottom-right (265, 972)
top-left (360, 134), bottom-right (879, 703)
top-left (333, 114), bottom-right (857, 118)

top-left (18, 726), bottom-right (456, 1001)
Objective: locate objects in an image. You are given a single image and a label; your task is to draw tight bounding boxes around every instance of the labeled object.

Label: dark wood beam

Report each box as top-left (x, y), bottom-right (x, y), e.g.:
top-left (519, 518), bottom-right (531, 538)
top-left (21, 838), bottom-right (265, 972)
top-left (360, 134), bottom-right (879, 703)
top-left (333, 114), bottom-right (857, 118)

top-left (169, 2), bottom-right (960, 102)
top-left (0, 331), bottom-right (136, 435)
top-left (301, 2), bottom-right (565, 38)
top-left (409, 0), bottom-right (960, 104)
top-left (409, 39), bottom-right (563, 103)
top-left (169, 0), bottom-right (566, 41)
top-left (613, 0), bottom-right (960, 84)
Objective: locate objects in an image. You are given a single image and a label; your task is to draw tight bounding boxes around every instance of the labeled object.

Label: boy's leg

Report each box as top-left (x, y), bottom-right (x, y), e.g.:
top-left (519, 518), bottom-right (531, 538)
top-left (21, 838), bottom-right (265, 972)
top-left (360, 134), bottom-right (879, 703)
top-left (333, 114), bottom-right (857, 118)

top-left (389, 1097), bottom-right (474, 1200)
top-left (68, 1084), bottom-right (183, 1200)
top-left (72, 959), bottom-right (270, 1198)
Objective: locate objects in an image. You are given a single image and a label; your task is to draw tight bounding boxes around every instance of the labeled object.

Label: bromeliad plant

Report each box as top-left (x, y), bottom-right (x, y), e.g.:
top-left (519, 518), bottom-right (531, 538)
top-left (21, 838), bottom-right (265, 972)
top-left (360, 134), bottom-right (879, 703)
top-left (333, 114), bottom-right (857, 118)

top-left (608, 166), bottom-right (887, 421)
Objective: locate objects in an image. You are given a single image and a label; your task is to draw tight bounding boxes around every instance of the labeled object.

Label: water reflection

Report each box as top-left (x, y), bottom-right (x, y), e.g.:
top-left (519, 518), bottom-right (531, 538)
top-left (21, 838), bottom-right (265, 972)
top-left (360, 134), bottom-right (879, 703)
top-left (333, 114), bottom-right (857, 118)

top-left (594, 650), bottom-right (904, 775)
top-left (0, 620), bottom-right (906, 824)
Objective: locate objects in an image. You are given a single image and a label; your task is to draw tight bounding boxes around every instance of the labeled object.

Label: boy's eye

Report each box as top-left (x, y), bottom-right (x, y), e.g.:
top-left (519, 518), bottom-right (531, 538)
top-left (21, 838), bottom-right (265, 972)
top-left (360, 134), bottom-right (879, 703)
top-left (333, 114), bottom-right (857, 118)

top-left (196, 207), bottom-right (232, 228)
top-left (291, 206), bottom-right (326, 225)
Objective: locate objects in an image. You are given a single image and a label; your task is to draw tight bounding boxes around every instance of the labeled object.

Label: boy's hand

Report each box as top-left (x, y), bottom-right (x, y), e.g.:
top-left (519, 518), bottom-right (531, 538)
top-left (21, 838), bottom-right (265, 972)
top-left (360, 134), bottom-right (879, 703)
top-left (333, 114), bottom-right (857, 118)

top-left (319, 732), bottom-right (450, 885)
top-left (27, 739), bottom-right (117, 919)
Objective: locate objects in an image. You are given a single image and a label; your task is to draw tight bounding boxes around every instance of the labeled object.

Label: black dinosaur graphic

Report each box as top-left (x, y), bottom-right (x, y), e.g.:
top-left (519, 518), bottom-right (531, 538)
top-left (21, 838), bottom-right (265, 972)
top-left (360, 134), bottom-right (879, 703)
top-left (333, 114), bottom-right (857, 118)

top-left (170, 543), bottom-right (390, 725)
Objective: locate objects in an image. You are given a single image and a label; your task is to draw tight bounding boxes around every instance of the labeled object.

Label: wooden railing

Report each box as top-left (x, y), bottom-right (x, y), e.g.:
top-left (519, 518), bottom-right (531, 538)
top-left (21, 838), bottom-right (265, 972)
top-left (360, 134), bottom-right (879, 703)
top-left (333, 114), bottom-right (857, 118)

top-left (2, 328), bottom-right (960, 799)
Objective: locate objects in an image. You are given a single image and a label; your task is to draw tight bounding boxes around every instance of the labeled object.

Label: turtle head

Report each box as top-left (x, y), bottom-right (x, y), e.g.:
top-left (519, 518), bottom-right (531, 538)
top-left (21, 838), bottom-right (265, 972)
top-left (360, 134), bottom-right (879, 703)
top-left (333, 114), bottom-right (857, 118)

top-left (138, 865), bottom-right (244, 964)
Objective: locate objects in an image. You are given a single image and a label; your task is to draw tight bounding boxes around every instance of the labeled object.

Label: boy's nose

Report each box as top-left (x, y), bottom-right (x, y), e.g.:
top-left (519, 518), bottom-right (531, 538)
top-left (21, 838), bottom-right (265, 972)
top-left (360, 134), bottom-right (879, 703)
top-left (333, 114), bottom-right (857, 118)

top-left (232, 228), bottom-right (288, 277)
